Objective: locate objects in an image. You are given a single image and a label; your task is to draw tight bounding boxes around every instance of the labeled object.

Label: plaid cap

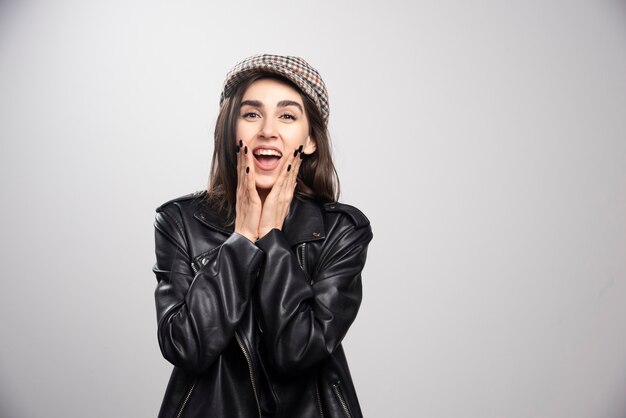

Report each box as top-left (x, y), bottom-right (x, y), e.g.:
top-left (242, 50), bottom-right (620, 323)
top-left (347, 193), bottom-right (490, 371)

top-left (219, 54), bottom-right (330, 125)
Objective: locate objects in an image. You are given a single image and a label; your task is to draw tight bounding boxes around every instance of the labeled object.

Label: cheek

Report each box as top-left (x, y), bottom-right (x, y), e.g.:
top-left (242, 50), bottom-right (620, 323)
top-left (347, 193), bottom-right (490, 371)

top-left (278, 124), bottom-right (309, 142)
top-left (235, 120), bottom-right (256, 141)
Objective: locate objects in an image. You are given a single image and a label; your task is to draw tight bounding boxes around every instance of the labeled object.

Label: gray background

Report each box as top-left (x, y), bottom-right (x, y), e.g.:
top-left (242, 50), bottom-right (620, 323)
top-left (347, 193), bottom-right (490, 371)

top-left (1, 0), bottom-right (625, 417)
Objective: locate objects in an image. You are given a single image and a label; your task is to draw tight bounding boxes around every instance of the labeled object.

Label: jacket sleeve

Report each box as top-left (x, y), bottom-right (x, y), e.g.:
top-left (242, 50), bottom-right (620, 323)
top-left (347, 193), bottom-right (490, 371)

top-left (152, 205), bottom-right (264, 373)
top-left (253, 217), bottom-right (373, 375)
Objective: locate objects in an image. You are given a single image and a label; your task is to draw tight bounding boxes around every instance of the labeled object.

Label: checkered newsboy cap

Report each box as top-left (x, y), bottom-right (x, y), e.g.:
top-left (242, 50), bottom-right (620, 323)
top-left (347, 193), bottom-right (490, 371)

top-left (219, 54), bottom-right (330, 125)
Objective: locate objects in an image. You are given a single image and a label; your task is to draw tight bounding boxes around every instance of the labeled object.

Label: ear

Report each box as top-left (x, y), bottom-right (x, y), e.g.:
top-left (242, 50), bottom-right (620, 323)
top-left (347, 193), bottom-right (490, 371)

top-left (303, 135), bottom-right (317, 154)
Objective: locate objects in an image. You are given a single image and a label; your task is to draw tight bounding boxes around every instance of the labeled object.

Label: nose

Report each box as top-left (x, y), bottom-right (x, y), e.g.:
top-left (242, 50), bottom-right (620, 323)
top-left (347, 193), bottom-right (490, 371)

top-left (259, 116), bottom-right (278, 139)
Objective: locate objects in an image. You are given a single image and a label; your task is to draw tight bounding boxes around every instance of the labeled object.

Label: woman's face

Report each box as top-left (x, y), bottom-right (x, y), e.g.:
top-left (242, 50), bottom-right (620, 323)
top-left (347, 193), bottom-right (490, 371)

top-left (236, 77), bottom-right (317, 192)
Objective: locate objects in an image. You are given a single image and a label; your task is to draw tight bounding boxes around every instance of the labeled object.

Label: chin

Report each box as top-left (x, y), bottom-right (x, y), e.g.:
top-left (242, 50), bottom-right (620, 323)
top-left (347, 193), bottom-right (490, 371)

top-left (255, 179), bottom-right (276, 191)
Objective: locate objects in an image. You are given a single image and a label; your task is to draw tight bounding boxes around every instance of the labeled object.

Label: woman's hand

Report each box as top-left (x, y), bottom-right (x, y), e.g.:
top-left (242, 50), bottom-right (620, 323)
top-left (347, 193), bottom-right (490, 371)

top-left (234, 139), bottom-right (263, 242)
top-left (257, 146), bottom-right (303, 239)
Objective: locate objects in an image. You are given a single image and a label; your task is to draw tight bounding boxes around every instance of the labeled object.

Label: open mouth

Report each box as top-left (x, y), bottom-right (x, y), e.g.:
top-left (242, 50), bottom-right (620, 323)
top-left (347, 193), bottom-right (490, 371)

top-left (253, 148), bottom-right (283, 171)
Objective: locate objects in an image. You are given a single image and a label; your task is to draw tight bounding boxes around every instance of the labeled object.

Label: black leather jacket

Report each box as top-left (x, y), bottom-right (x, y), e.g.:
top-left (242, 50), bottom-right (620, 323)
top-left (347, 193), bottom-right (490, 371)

top-left (152, 190), bottom-right (374, 418)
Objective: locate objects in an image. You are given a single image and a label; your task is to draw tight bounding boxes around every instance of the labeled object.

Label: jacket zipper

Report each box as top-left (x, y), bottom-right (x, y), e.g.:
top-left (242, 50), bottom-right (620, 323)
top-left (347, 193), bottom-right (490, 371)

top-left (173, 260), bottom-right (203, 417)
top-left (331, 381), bottom-right (352, 418)
top-left (190, 260), bottom-right (262, 417)
top-left (314, 375), bottom-right (324, 418)
top-left (297, 242), bottom-right (306, 270)
top-left (174, 377), bottom-right (198, 418)
top-left (297, 242), bottom-right (313, 285)
top-left (191, 255), bottom-right (209, 275)
top-left (235, 331), bottom-right (262, 418)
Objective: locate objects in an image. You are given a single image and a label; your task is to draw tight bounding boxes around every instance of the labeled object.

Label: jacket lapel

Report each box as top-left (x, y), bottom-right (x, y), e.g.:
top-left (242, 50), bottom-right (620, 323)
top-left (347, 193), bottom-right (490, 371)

top-left (193, 206), bottom-right (233, 236)
top-left (282, 197), bottom-right (326, 245)
top-left (193, 196), bottom-right (326, 246)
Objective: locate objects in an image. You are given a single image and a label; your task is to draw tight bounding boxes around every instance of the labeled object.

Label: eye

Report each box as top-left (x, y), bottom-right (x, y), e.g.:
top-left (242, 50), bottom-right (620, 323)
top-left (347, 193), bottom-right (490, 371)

top-left (280, 113), bottom-right (296, 121)
top-left (242, 111), bottom-right (260, 119)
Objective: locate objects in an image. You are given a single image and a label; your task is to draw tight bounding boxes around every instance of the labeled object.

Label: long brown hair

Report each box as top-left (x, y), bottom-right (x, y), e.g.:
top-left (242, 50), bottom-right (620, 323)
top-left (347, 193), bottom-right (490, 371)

top-left (203, 71), bottom-right (340, 225)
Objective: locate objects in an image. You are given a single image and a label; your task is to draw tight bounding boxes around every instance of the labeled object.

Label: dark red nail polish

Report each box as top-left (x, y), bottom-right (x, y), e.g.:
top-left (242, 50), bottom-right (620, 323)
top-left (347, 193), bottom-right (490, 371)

top-left (244, 146), bottom-right (248, 154)
top-left (235, 145), bottom-right (240, 153)
top-left (298, 144), bottom-right (303, 152)
top-left (239, 139), bottom-right (243, 147)
top-left (293, 149), bottom-right (298, 157)
top-left (246, 167), bottom-right (249, 173)
top-left (287, 164), bottom-right (291, 172)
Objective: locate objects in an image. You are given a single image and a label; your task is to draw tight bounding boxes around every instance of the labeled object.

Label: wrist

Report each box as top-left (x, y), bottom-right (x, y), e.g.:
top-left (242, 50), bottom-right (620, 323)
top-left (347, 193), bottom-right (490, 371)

top-left (234, 229), bottom-right (258, 243)
top-left (257, 227), bottom-right (280, 240)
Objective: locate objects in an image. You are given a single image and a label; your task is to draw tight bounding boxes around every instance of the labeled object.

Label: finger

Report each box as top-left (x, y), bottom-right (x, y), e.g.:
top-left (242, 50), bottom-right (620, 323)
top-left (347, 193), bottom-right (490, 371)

top-left (239, 140), bottom-right (249, 204)
top-left (234, 140), bottom-right (240, 199)
top-left (290, 147), bottom-right (302, 182)
top-left (289, 148), bottom-right (302, 195)
top-left (244, 141), bottom-right (256, 195)
top-left (236, 139), bottom-right (242, 191)
top-left (241, 140), bottom-right (248, 199)
top-left (279, 147), bottom-right (300, 202)
top-left (286, 147), bottom-right (301, 188)
top-left (289, 152), bottom-right (302, 195)
top-left (275, 147), bottom-right (296, 195)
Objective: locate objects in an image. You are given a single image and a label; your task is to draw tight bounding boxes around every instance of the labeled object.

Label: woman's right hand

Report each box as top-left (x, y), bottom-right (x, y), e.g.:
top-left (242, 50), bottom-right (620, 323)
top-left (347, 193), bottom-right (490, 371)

top-left (234, 139), bottom-right (262, 242)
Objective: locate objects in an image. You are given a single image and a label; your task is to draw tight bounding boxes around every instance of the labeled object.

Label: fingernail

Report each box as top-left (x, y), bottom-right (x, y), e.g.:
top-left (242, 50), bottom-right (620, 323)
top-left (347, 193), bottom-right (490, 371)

top-left (239, 139), bottom-right (243, 147)
top-left (235, 145), bottom-right (240, 153)
top-left (293, 149), bottom-right (298, 157)
top-left (246, 167), bottom-right (249, 173)
top-left (244, 146), bottom-right (248, 154)
top-left (298, 145), bottom-right (303, 152)
top-left (287, 164), bottom-right (291, 172)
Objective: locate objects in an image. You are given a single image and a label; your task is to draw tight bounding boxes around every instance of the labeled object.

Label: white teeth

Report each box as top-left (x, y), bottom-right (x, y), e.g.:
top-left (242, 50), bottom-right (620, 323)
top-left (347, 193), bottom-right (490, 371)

top-left (253, 149), bottom-right (282, 157)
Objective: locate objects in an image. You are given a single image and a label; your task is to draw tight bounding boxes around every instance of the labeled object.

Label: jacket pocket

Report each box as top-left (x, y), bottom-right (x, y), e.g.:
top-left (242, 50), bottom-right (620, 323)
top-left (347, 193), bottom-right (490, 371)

top-left (174, 377), bottom-right (197, 418)
top-left (329, 380), bottom-right (353, 418)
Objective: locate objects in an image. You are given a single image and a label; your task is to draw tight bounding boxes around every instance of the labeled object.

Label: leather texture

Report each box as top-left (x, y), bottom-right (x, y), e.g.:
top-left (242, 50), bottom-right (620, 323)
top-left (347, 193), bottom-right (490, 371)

top-left (152, 190), bottom-right (373, 418)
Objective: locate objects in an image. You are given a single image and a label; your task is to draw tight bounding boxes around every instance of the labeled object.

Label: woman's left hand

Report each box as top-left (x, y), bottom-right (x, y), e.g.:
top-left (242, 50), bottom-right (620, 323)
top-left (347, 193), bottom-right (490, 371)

top-left (257, 147), bottom-right (303, 239)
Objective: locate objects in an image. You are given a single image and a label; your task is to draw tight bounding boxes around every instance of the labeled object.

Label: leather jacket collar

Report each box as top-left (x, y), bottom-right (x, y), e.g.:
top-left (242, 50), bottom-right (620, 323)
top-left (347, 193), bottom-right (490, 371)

top-left (193, 196), bottom-right (327, 245)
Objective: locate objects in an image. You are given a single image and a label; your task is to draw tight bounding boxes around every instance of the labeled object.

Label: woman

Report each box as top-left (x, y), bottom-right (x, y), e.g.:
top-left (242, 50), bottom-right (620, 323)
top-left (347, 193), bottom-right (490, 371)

top-left (152, 54), bottom-right (374, 418)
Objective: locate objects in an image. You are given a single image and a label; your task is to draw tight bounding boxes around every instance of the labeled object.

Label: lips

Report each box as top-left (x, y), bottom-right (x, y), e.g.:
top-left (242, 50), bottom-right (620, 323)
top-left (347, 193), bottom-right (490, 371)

top-left (252, 146), bottom-right (283, 171)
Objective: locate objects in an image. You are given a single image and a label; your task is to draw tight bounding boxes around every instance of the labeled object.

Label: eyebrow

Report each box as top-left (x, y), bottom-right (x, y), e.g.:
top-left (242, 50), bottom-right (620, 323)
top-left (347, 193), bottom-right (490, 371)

top-left (240, 99), bottom-right (303, 113)
top-left (277, 100), bottom-right (303, 112)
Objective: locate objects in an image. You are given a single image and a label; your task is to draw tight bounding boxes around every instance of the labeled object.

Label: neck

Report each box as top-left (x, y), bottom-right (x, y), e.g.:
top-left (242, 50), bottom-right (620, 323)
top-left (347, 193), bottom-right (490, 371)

top-left (257, 188), bottom-right (269, 206)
